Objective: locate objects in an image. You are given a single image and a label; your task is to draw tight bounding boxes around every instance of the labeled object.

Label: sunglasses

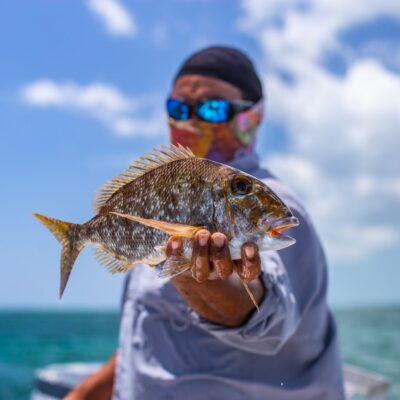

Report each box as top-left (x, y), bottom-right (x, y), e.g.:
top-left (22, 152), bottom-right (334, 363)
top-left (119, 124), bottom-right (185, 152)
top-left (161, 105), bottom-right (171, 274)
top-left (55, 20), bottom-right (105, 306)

top-left (166, 98), bottom-right (254, 123)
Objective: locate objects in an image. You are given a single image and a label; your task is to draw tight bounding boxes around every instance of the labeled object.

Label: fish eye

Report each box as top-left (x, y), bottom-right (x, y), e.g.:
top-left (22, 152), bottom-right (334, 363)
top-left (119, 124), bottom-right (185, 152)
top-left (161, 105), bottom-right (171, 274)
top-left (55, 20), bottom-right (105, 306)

top-left (231, 176), bottom-right (252, 195)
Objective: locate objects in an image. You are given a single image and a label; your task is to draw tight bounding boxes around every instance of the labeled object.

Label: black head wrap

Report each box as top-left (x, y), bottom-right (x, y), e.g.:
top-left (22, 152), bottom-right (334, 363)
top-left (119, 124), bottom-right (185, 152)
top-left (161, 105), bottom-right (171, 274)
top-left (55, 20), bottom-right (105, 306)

top-left (174, 46), bottom-right (263, 102)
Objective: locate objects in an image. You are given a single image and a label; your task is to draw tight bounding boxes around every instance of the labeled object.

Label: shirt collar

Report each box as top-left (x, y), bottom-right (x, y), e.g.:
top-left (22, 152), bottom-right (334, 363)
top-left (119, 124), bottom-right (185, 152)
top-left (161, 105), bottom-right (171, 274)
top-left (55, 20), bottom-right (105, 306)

top-left (227, 152), bottom-right (274, 180)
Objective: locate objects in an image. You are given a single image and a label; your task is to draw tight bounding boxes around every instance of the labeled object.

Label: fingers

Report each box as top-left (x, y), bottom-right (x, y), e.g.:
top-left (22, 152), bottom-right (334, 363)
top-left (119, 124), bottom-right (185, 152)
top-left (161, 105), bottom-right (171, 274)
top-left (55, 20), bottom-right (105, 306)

top-left (166, 233), bottom-right (260, 283)
top-left (166, 236), bottom-right (183, 258)
top-left (237, 243), bottom-right (261, 282)
top-left (210, 233), bottom-right (234, 280)
top-left (191, 229), bottom-right (211, 283)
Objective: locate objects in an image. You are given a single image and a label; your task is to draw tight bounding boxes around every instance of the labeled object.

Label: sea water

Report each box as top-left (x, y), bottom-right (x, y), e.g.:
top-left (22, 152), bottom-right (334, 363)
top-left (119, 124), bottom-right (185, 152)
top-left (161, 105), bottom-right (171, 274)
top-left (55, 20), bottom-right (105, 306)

top-left (0, 307), bottom-right (399, 399)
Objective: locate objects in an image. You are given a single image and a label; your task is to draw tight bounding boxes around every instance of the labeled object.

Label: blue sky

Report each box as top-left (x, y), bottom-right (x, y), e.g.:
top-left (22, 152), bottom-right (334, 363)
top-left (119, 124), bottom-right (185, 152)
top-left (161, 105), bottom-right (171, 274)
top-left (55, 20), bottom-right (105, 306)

top-left (1, 0), bottom-right (399, 309)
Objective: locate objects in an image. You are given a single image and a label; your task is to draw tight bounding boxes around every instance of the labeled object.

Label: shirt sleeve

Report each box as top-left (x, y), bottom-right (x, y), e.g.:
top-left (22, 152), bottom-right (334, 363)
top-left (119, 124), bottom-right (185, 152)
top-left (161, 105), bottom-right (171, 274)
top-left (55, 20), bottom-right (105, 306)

top-left (189, 206), bottom-right (326, 356)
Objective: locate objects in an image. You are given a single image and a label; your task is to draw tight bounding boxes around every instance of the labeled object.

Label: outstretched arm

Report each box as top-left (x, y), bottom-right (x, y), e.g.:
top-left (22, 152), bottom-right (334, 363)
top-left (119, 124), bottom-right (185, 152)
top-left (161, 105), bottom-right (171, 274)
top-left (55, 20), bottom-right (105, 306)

top-left (170, 229), bottom-right (265, 327)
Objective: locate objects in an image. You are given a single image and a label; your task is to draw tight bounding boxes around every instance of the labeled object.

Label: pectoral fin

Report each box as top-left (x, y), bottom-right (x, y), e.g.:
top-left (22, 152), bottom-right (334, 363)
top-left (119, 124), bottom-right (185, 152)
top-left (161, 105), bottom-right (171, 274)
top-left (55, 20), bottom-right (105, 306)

top-left (111, 212), bottom-right (203, 238)
top-left (241, 280), bottom-right (260, 312)
top-left (159, 255), bottom-right (191, 278)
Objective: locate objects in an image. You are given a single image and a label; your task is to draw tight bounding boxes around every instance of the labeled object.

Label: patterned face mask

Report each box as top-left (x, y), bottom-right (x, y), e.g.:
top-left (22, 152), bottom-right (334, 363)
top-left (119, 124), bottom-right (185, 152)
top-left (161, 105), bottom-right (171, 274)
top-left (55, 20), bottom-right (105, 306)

top-left (169, 100), bottom-right (263, 163)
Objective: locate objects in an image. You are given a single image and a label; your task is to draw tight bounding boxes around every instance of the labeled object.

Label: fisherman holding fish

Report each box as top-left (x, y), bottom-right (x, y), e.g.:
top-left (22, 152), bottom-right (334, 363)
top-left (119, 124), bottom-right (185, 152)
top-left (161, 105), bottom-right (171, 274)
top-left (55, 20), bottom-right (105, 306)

top-left (56, 46), bottom-right (345, 399)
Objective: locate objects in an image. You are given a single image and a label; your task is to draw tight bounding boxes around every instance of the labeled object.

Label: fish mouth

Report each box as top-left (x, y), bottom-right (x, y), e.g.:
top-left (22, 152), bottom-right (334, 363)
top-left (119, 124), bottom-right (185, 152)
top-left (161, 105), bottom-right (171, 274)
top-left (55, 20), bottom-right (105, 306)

top-left (267, 216), bottom-right (299, 239)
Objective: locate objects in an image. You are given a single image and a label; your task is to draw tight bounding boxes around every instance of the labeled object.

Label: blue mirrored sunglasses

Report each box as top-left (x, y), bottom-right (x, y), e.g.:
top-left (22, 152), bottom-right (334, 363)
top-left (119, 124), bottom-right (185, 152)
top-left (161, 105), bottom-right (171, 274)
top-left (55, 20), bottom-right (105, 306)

top-left (166, 98), bottom-right (254, 123)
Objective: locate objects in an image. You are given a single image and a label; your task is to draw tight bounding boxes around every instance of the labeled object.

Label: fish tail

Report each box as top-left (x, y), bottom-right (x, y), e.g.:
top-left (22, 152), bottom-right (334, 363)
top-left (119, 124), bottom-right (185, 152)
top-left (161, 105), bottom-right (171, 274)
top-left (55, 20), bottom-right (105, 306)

top-left (33, 213), bottom-right (85, 298)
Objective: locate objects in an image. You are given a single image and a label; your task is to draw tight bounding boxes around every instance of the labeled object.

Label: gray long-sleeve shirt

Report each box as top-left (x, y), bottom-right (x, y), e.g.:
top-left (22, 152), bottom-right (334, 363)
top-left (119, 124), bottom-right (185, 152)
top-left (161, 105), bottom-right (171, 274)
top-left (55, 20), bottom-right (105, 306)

top-left (112, 153), bottom-right (345, 400)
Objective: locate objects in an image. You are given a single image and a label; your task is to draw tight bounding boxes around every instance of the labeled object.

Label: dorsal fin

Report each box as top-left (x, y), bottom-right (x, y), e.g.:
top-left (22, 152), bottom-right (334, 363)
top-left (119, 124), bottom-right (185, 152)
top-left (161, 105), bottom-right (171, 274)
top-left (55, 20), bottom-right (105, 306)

top-left (93, 144), bottom-right (195, 214)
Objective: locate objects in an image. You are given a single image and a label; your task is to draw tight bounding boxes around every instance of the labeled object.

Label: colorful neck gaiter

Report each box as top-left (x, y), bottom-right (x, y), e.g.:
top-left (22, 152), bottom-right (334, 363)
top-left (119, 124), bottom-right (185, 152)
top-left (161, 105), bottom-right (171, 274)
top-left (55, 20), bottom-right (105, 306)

top-left (169, 100), bottom-right (263, 163)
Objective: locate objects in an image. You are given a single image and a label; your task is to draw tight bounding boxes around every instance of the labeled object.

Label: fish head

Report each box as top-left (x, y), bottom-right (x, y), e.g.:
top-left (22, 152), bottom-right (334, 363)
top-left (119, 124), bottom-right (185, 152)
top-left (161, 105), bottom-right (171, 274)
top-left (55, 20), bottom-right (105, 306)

top-left (221, 169), bottom-right (299, 250)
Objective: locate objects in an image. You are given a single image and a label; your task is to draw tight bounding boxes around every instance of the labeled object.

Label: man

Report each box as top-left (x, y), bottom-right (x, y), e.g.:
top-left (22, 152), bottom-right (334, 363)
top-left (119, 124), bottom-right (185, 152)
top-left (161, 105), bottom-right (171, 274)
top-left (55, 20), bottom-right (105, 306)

top-left (66, 46), bottom-right (345, 399)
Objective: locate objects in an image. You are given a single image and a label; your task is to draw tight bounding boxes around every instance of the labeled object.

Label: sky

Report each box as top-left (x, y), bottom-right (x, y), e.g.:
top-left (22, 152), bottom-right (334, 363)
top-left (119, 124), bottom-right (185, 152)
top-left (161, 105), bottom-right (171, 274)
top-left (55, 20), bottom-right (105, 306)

top-left (0, 0), bottom-right (399, 309)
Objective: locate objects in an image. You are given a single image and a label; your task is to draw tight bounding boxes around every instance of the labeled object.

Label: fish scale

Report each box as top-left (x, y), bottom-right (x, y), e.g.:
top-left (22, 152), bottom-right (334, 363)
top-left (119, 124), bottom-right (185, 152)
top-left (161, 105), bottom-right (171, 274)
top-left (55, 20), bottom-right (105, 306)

top-left (90, 163), bottom-right (217, 263)
top-left (33, 144), bottom-right (298, 303)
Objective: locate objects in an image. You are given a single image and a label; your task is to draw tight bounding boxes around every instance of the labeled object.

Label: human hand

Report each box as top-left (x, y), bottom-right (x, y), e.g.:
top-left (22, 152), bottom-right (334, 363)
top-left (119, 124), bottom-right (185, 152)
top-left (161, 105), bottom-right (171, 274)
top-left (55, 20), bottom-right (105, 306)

top-left (165, 229), bottom-right (261, 283)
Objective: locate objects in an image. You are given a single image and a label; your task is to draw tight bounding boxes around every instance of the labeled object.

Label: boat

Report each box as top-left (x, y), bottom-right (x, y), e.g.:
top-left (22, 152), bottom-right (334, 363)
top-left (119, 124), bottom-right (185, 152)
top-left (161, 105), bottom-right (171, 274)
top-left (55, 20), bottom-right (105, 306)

top-left (31, 363), bottom-right (391, 399)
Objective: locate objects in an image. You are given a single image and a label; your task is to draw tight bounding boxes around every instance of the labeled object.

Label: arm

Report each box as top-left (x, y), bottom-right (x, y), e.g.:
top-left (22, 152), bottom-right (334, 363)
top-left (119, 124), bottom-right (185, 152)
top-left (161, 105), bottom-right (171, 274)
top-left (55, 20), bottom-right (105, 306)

top-left (178, 206), bottom-right (325, 356)
top-left (168, 230), bottom-right (265, 327)
top-left (63, 353), bottom-right (116, 400)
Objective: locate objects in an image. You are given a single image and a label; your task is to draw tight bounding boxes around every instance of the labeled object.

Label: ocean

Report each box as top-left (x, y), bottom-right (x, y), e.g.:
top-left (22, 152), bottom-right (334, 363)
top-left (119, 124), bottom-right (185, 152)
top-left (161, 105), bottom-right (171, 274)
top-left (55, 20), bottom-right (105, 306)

top-left (0, 307), bottom-right (399, 399)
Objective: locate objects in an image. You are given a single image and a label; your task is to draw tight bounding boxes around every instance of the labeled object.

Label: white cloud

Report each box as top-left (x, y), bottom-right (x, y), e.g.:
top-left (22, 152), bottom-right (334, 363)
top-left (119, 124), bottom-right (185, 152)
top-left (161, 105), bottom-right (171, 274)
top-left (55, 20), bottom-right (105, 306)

top-left (21, 80), bottom-right (165, 138)
top-left (23, 80), bottom-right (133, 114)
top-left (87, 0), bottom-right (137, 37)
top-left (112, 113), bottom-right (166, 138)
top-left (239, 0), bottom-right (400, 70)
top-left (241, 0), bottom-right (400, 262)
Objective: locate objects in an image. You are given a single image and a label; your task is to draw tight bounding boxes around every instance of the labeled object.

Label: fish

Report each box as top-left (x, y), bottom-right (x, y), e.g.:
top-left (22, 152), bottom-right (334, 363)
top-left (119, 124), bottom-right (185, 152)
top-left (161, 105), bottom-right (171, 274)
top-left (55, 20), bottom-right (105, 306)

top-left (33, 144), bottom-right (299, 306)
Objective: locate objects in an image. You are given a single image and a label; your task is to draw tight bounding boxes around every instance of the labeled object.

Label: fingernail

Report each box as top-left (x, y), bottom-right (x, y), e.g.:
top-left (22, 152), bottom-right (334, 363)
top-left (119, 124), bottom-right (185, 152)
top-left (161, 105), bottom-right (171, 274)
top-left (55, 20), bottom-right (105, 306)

top-left (213, 235), bottom-right (225, 248)
top-left (171, 239), bottom-right (180, 250)
top-left (245, 246), bottom-right (255, 258)
top-left (196, 272), bottom-right (205, 282)
top-left (199, 234), bottom-right (209, 246)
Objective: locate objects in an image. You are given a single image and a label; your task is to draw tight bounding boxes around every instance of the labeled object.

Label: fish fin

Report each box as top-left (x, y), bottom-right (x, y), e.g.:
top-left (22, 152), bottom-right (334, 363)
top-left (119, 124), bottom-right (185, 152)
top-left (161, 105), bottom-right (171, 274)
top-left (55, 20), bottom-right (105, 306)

top-left (159, 256), bottom-right (191, 278)
top-left (111, 212), bottom-right (203, 238)
top-left (93, 144), bottom-right (195, 214)
top-left (241, 280), bottom-right (260, 312)
top-left (155, 245), bottom-right (167, 254)
top-left (33, 213), bottom-right (85, 298)
top-left (130, 256), bottom-right (166, 268)
top-left (94, 247), bottom-right (134, 274)
top-left (94, 247), bottom-right (166, 273)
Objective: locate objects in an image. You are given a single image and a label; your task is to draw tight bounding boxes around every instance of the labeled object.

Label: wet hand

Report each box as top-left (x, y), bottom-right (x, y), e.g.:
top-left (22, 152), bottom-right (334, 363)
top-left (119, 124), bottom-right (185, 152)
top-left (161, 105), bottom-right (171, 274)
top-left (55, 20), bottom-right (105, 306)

top-left (165, 229), bottom-right (261, 283)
